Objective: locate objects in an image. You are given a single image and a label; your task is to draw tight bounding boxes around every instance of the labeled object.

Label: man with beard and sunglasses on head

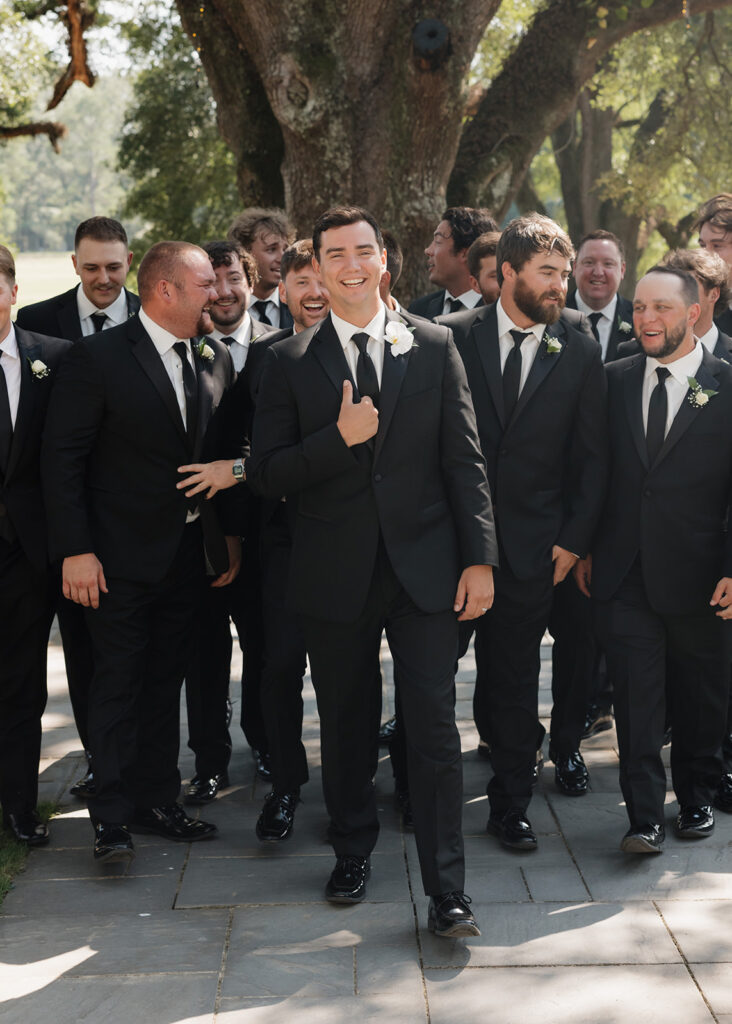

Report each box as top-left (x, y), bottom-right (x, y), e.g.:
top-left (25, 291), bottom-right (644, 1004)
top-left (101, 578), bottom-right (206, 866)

top-left (449, 214), bottom-right (608, 852)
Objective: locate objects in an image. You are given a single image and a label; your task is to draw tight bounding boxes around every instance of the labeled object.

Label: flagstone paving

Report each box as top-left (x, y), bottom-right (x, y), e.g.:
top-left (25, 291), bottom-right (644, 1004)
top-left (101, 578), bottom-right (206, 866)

top-left (1, 633), bottom-right (730, 1023)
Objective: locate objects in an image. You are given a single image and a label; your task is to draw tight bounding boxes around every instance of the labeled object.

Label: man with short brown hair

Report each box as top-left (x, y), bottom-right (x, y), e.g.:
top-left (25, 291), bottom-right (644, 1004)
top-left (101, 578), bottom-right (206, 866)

top-left (696, 194), bottom-right (732, 335)
top-left (228, 207), bottom-right (295, 329)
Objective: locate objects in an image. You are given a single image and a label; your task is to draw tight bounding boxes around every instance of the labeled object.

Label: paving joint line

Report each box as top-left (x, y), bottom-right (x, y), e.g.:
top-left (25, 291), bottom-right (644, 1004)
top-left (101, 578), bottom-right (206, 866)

top-left (544, 793), bottom-right (593, 901)
top-left (401, 828), bottom-right (431, 1023)
top-left (653, 900), bottom-right (719, 1023)
top-left (213, 907), bottom-right (235, 1019)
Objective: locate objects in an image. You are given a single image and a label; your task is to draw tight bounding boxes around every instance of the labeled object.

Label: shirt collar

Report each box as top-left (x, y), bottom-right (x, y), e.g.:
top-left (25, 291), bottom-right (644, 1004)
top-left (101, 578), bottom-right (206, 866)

top-left (698, 324), bottom-right (719, 353)
top-left (496, 297), bottom-right (546, 345)
top-left (209, 313), bottom-right (251, 347)
top-left (77, 284), bottom-right (129, 325)
top-left (331, 303), bottom-right (388, 351)
top-left (447, 288), bottom-right (482, 309)
top-left (574, 293), bottom-right (618, 321)
top-left (0, 322), bottom-right (18, 357)
top-left (139, 307), bottom-right (188, 357)
top-left (644, 340), bottom-right (704, 387)
top-left (249, 287), bottom-right (281, 310)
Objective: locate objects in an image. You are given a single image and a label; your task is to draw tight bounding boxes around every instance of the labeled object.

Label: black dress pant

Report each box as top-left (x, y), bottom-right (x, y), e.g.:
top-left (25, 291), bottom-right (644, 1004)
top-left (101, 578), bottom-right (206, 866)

top-left (596, 560), bottom-right (729, 826)
top-left (0, 541), bottom-right (53, 818)
top-left (548, 573), bottom-right (595, 754)
top-left (56, 596), bottom-right (94, 752)
top-left (473, 560), bottom-right (554, 816)
top-left (86, 524), bottom-right (205, 824)
top-left (301, 545), bottom-right (464, 896)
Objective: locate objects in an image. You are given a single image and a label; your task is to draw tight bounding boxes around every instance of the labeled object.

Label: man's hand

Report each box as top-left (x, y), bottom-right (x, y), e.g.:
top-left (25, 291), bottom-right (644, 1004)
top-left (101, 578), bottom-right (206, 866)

top-left (62, 553), bottom-right (108, 609)
top-left (573, 555), bottom-right (592, 598)
top-left (710, 577), bottom-right (732, 618)
top-left (177, 460), bottom-right (239, 499)
top-left (337, 380), bottom-right (378, 447)
top-left (210, 535), bottom-right (242, 588)
top-left (552, 545), bottom-right (579, 585)
top-left (454, 564), bottom-right (494, 621)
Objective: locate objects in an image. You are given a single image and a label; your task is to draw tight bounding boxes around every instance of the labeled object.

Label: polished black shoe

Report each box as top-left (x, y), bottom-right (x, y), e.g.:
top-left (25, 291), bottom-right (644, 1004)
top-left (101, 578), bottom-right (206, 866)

top-left (675, 805), bottom-right (714, 839)
top-left (487, 809), bottom-right (538, 851)
top-left (131, 804), bottom-right (218, 842)
top-left (3, 811), bottom-right (49, 847)
top-left (552, 750), bottom-right (589, 796)
top-left (325, 855), bottom-right (370, 903)
top-left (620, 823), bottom-right (664, 853)
top-left (394, 788), bottom-right (414, 831)
top-left (93, 822), bottom-right (134, 862)
top-left (184, 772), bottom-right (229, 805)
top-left (714, 771), bottom-right (732, 814)
top-left (428, 891), bottom-right (481, 938)
top-left (581, 705), bottom-right (613, 740)
top-left (379, 716), bottom-right (397, 745)
top-left (70, 754), bottom-right (96, 799)
top-left (253, 749), bottom-right (272, 782)
top-left (256, 791), bottom-right (299, 842)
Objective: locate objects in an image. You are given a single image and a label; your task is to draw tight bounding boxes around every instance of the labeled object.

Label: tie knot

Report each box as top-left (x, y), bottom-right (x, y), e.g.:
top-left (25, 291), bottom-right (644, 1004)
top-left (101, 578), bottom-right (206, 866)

top-left (656, 367), bottom-right (671, 383)
top-left (352, 332), bottom-right (371, 356)
top-left (447, 297), bottom-right (465, 314)
top-left (173, 341), bottom-right (189, 359)
top-left (588, 312), bottom-right (602, 325)
top-left (510, 329), bottom-right (529, 349)
top-left (91, 311), bottom-right (107, 333)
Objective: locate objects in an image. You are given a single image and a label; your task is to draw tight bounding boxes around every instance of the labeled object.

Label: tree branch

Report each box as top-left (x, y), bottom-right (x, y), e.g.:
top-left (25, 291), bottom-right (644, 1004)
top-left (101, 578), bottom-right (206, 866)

top-left (0, 120), bottom-right (67, 151)
top-left (46, 0), bottom-right (96, 110)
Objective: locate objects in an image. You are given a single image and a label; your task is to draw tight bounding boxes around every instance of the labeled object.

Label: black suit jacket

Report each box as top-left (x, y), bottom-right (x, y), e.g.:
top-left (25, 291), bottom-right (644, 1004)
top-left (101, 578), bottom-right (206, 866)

top-left (448, 303), bottom-right (608, 580)
top-left (0, 328), bottom-right (72, 572)
top-left (437, 304), bottom-right (595, 340)
top-left (565, 293), bottom-right (634, 362)
top-left (246, 309), bottom-right (497, 622)
top-left (16, 286), bottom-right (140, 342)
top-left (42, 314), bottom-right (237, 582)
top-left (716, 308), bottom-right (732, 337)
top-left (408, 289), bottom-right (484, 322)
top-left (592, 348), bottom-right (732, 614)
top-left (617, 330), bottom-right (732, 363)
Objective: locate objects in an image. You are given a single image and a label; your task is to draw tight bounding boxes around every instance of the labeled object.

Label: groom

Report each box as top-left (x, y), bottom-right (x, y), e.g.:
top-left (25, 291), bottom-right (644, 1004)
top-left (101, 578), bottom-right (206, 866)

top-left (247, 206), bottom-right (497, 937)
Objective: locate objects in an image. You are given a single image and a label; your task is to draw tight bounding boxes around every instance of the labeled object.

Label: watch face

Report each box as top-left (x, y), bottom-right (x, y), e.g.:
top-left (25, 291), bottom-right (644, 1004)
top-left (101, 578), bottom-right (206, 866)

top-left (233, 462), bottom-right (244, 478)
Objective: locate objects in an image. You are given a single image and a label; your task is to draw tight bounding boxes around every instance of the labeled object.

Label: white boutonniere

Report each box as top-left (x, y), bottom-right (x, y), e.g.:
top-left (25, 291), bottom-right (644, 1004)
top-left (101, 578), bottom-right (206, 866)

top-left (544, 331), bottom-right (562, 354)
top-left (28, 358), bottom-right (50, 379)
top-left (618, 318), bottom-right (633, 334)
top-left (197, 340), bottom-right (215, 362)
top-left (385, 320), bottom-right (415, 357)
top-left (687, 376), bottom-right (717, 408)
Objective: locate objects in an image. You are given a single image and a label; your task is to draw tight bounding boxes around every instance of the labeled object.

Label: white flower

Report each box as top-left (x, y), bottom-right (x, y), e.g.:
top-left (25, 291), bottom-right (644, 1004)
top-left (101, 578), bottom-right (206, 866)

top-left (686, 375), bottom-right (717, 408)
top-left (619, 320), bottom-right (632, 334)
top-left (29, 358), bottom-right (50, 379)
top-left (695, 391), bottom-right (709, 406)
top-left (385, 321), bottom-right (415, 357)
top-left (197, 341), bottom-right (215, 361)
top-left (545, 337), bottom-right (562, 354)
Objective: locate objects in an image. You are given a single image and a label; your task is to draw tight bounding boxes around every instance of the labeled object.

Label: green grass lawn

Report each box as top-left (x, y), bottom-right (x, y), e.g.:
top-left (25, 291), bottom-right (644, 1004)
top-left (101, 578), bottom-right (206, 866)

top-left (14, 251), bottom-right (78, 311)
top-left (0, 802), bottom-right (57, 905)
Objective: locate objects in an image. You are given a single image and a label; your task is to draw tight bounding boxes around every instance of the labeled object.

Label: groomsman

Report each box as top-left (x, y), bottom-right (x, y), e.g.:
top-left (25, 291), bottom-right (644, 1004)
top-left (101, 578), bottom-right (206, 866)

top-left (566, 230), bottom-right (634, 363)
top-left (409, 207), bottom-right (498, 319)
top-left (696, 195), bottom-right (732, 336)
top-left (247, 206), bottom-right (497, 937)
top-left (16, 217), bottom-right (140, 800)
top-left (580, 265), bottom-right (732, 852)
top-left (0, 246), bottom-right (70, 846)
top-left (42, 242), bottom-right (241, 862)
top-left (228, 208), bottom-right (295, 329)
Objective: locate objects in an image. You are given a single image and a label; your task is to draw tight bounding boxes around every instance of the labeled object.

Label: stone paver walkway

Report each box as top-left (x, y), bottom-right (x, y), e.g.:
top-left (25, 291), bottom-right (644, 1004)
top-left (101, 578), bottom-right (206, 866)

top-left (1, 635), bottom-right (731, 1023)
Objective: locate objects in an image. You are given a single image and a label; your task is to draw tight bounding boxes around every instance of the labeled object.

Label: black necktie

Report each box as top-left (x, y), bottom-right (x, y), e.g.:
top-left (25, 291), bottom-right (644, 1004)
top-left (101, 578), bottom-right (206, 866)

top-left (447, 297), bottom-right (465, 314)
top-left (646, 366), bottom-right (670, 465)
top-left (352, 332), bottom-right (379, 408)
top-left (172, 341), bottom-right (198, 445)
top-left (588, 312), bottom-right (602, 344)
top-left (0, 351), bottom-right (13, 474)
top-left (90, 312), bottom-right (108, 333)
top-left (503, 330), bottom-right (529, 422)
top-left (252, 300), bottom-right (272, 326)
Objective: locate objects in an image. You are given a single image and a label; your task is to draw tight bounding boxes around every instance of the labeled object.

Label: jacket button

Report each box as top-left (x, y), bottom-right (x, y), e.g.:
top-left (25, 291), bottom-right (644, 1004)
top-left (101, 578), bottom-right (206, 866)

top-left (373, 473), bottom-right (383, 483)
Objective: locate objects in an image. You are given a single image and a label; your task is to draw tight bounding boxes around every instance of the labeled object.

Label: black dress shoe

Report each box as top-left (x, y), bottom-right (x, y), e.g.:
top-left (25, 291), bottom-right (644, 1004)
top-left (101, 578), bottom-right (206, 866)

top-left (131, 804), bottom-right (218, 842)
top-left (552, 750), bottom-right (589, 796)
top-left (70, 767), bottom-right (96, 799)
top-left (184, 772), bottom-right (229, 805)
top-left (252, 749), bottom-right (271, 782)
top-left (256, 791), bottom-right (299, 841)
top-left (325, 855), bottom-right (370, 903)
top-left (428, 891), bottom-right (481, 937)
top-left (93, 822), bottom-right (134, 862)
top-left (620, 823), bottom-right (664, 853)
top-left (378, 716), bottom-right (397, 745)
top-left (487, 809), bottom-right (538, 851)
top-left (581, 705), bottom-right (613, 740)
top-left (3, 811), bottom-right (49, 847)
top-left (675, 805), bottom-right (714, 839)
top-left (394, 788), bottom-right (414, 830)
top-left (714, 772), bottom-right (732, 814)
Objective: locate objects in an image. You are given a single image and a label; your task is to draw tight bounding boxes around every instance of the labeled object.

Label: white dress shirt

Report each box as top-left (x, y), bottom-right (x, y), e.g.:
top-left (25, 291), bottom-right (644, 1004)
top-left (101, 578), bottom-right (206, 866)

top-left (209, 313), bottom-right (254, 373)
top-left (575, 293), bottom-right (618, 360)
top-left (77, 284), bottom-right (129, 336)
top-left (495, 298), bottom-right (544, 394)
top-left (0, 324), bottom-right (21, 427)
top-left (698, 324), bottom-right (719, 355)
top-left (331, 304), bottom-right (387, 387)
top-left (642, 342), bottom-right (704, 437)
top-left (441, 288), bottom-right (482, 316)
top-left (248, 287), bottom-right (284, 328)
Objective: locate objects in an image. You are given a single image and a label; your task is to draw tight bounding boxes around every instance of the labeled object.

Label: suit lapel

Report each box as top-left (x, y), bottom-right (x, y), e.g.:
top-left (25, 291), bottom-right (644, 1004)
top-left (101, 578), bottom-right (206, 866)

top-left (471, 306), bottom-right (505, 427)
top-left (58, 288), bottom-right (83, 340)
top-left (374, 308), bottom-right (415, 464)
top-left (129, 317), bottom-right (188, 445)
top-left (653, 352), bottom-right (719, 469)
top-left (311, 315), bottom-right (355, 397)
top-left (4, 335), bottom-right (39, 480)
top-left (623, 356), bottom-right (649, 469)
top-left (509, 321), bottom-right (565, 427)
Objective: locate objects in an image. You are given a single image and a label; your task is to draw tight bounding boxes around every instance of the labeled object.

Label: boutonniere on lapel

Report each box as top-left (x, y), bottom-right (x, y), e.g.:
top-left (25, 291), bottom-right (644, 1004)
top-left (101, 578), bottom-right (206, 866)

top-left (687, 376), bottom-right (718, 408)
top-left (196, 339), bottom-right (215, 362)
top-left (542, 328), bottom-right (562, 356)
top-left (28, 357), bottom-right (50, 379)
top-left (385, 320), bottom-right (415, 357)
top-left (618, 317), bottom-right (633, 334)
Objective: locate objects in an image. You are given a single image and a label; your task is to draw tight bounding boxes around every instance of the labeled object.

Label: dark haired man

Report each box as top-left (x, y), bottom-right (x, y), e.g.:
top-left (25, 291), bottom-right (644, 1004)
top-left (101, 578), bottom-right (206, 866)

top-left (0, 245), bottom-right (71, 846)
top-left (228, 207), bottom-right (295, 329)
top-left (246, 205), bottom-right (496, 936)
top-left (409, 207), bottom-right (498, 319)
top-left (579, 265), bottom-right (732, 852)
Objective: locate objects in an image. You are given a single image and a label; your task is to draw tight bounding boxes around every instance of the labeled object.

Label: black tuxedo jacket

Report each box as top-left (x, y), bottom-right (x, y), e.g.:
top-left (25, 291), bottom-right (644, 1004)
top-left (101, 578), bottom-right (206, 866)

top-left (16, 286), bottom-right (140, 342)
top-left (436, 304), bottom-right (595, 340)
top-left (0, 328), bottom-right (72, 572)
top-left (617, 331), bottom-right (732, 363)
top-left (716, 308), bottom-right (732, 337)
top-left (246, 309), bottom-right (497, 622)
top-left (592, 348), bottom-right (732, 614)
top-left (448, 303), bottom-right (608, 580)
top-left (565, 292), bottom-right (634, 362)
top-left (408, 289), bottom-right (483, 321)
top-left (41, 314), bottom-right (237, 582)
